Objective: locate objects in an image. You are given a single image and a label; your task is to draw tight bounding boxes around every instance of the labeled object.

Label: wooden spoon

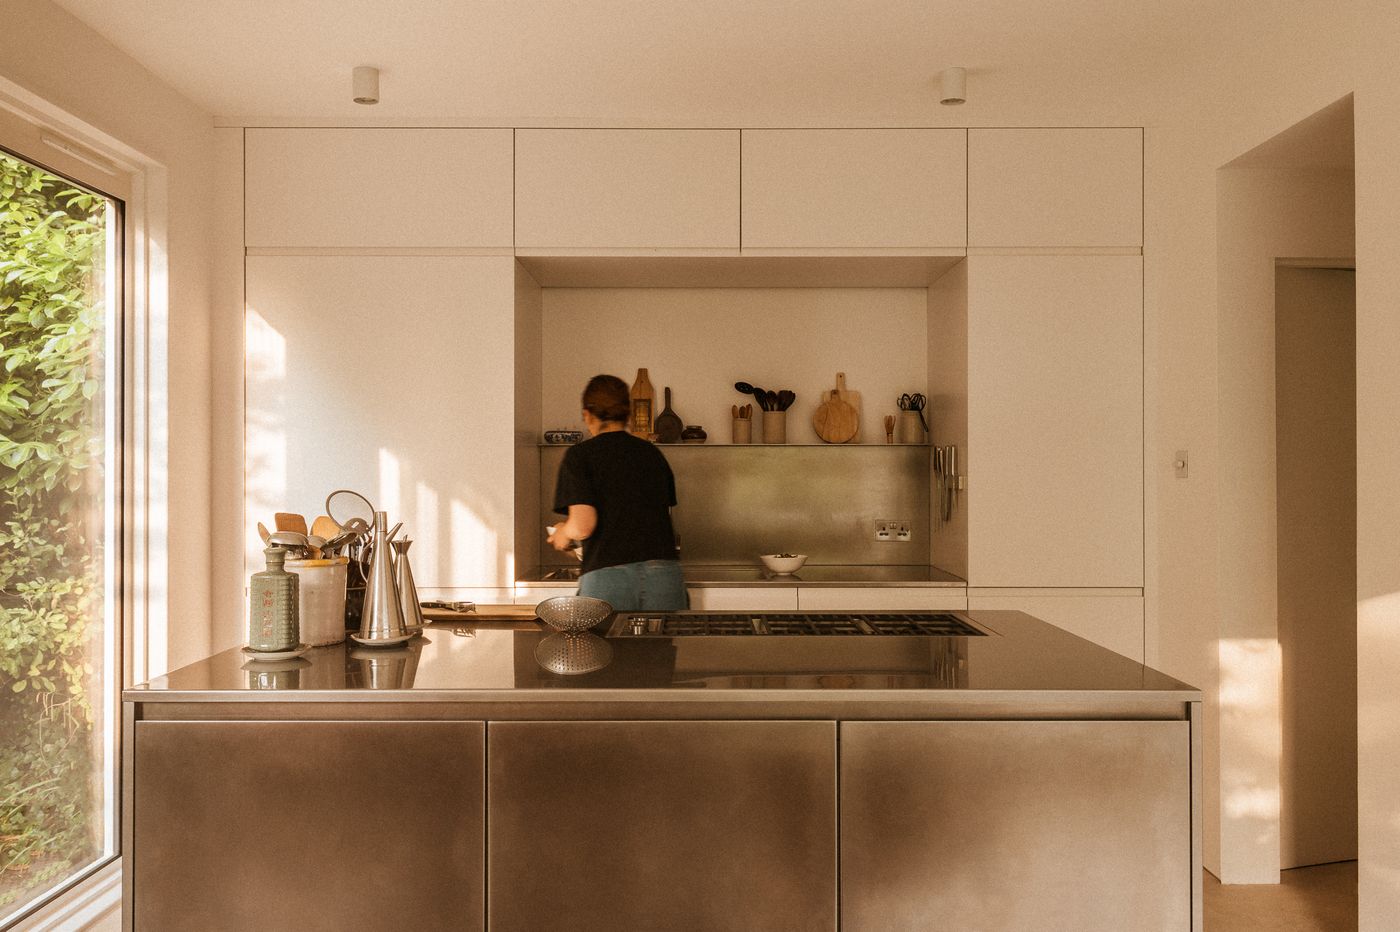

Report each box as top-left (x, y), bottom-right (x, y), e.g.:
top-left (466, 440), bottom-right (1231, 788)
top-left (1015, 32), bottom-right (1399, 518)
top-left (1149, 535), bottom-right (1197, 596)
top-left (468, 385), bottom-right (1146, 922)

top-left (257, 521), bottom-right (271, 544)
top-left (275, 512), bottom-right (309, 536)
top-left (311, 515), bottom-right (339, 541)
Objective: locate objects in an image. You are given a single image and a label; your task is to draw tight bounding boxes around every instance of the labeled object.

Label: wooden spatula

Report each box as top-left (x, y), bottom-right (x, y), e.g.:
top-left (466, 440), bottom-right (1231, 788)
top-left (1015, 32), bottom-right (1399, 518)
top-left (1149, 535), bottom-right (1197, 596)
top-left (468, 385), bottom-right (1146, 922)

top-left (311, 515), bottom-right (339, 540)
top-left (275, 512), bottom-right (309, 536)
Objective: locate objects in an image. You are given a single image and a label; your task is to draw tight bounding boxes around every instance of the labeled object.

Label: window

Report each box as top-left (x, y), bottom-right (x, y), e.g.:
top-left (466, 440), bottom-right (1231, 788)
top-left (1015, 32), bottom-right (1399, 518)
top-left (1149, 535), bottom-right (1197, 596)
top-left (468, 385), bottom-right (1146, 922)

top-left (0, 144), bottom-right (122, 925)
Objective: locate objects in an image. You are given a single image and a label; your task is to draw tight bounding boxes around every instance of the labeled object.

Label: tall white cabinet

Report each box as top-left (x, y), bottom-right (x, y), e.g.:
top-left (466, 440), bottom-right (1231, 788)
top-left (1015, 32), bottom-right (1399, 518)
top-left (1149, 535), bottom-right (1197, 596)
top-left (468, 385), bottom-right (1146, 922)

top-left (966, 254), bottom-right (1144, 588)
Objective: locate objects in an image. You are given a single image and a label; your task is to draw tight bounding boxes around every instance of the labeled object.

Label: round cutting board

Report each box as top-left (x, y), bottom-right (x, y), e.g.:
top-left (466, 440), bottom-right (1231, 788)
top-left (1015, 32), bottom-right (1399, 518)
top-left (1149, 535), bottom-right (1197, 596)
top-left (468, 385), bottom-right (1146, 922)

top-left (812, 397), bottom-right (858, 443)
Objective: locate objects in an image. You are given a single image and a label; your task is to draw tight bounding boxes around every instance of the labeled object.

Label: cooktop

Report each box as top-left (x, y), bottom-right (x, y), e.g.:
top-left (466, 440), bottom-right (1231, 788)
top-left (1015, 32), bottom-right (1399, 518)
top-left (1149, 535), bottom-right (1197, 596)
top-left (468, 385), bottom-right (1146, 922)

top-left (607, 612), bottom-right (989, 637)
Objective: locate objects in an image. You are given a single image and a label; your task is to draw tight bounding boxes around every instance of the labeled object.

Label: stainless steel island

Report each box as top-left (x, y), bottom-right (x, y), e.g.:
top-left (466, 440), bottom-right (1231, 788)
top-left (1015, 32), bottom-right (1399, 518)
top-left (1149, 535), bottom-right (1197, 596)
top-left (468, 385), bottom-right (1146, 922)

top-left (122, 610), bottom-right (1201, 931)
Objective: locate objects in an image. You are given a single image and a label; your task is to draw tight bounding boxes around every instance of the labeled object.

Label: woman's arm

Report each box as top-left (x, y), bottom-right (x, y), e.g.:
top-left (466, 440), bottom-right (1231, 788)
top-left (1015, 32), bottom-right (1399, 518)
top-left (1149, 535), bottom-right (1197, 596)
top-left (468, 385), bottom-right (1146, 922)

top-left (548, 504), bottom-right (597, 550)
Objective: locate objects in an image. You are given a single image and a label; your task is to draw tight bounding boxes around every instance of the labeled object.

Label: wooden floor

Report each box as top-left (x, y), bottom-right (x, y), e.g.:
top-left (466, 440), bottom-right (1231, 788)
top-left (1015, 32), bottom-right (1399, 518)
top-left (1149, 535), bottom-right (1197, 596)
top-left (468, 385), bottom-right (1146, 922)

top-left (1205, 861), bottom-right (1358, 931)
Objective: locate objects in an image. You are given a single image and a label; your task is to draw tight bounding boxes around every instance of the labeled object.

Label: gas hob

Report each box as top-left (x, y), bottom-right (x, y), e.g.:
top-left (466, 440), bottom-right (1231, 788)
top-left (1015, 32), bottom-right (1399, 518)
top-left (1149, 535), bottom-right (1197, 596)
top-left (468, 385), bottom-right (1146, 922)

top-left (607, 612), bottom-right (989, 638)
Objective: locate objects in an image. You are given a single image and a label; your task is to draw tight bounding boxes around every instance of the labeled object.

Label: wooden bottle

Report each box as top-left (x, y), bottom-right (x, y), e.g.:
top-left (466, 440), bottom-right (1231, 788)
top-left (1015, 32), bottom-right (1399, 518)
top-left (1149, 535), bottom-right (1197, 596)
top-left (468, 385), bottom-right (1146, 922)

top-left (630, 368), bottom-right (655, 437)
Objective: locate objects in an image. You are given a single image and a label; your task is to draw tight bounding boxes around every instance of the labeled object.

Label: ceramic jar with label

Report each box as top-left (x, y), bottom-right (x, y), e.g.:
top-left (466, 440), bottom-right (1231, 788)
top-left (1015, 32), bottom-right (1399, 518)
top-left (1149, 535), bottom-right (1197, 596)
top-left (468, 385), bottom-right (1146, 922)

top-left (249, 546), bottom-right (300, 652)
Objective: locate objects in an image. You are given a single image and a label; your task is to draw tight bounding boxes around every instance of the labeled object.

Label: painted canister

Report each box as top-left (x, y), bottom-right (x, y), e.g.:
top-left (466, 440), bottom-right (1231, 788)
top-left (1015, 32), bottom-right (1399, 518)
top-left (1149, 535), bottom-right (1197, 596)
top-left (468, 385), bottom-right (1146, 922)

top-left (249, 546), bottom-right (300, 651)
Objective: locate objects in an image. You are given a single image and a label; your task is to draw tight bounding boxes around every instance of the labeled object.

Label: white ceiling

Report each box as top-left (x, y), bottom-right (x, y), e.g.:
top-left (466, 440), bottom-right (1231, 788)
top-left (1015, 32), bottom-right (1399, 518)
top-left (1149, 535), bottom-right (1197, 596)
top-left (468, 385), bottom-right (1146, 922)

top-left (51, 0), bottom-right (1216, 125)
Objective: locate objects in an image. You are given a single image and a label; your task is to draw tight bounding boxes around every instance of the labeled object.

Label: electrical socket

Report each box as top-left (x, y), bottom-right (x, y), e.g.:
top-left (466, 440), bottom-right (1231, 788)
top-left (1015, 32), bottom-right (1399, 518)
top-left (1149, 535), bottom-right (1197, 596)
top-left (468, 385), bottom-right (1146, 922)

top-left (874, 518), bottom-right (912, 542)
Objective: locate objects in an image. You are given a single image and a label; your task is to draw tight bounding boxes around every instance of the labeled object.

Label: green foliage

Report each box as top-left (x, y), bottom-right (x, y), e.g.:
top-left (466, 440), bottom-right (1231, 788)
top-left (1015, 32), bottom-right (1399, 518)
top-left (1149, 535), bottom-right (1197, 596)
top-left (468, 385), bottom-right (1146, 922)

top-left (0, 151), bottom-right (108, 906)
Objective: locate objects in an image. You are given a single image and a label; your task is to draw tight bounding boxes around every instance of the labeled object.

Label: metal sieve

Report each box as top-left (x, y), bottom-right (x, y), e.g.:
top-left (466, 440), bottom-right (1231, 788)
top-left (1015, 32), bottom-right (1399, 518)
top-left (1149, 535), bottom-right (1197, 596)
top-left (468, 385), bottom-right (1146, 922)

top-left (535, 596), bottom-right (614, 632)
top-left (534, 632), bottom-right (613, 675)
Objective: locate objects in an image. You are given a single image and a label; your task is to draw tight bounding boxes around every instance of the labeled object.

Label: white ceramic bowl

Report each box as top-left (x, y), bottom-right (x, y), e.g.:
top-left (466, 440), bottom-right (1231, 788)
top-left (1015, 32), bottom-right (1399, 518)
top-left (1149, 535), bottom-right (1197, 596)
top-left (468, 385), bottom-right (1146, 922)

top-left (760, 553), bottom-right (808, 575)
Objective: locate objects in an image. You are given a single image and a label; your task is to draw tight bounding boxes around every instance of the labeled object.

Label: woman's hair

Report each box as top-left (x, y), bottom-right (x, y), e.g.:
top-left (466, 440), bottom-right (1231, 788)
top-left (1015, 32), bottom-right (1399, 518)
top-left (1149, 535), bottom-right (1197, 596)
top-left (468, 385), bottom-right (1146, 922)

top-left (582, 374), bottom-right (631, 424)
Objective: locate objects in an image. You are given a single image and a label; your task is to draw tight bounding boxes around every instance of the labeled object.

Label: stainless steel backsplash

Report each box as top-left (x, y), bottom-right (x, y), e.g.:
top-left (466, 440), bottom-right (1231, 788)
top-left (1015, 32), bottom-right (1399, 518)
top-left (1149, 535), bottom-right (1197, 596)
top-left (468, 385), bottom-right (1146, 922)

top-left (539, 445), bottom-right (931, 566)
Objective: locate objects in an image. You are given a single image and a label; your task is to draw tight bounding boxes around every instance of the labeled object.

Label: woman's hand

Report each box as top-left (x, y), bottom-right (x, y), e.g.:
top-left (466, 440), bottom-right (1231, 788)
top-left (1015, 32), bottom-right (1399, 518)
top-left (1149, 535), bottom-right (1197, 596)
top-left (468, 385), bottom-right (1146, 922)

top-left (547, 525), bottom-right (575, 551)
top-left (548, 505), bottom-right (598, 552)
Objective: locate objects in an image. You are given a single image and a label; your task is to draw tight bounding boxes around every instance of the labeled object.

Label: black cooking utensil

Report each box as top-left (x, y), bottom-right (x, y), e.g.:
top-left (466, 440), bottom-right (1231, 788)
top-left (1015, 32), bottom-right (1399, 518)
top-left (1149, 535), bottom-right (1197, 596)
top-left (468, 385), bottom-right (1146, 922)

top-left (778, 390), bottom-right (795, 411)
top-left (655, 387), bottom-right (684, 443)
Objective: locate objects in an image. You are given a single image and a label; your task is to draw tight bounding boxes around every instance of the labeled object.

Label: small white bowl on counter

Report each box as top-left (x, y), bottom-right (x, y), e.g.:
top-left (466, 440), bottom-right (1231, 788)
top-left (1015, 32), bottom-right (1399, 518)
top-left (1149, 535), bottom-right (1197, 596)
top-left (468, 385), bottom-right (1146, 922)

top-left (759, 553), bottom-right (808, 575)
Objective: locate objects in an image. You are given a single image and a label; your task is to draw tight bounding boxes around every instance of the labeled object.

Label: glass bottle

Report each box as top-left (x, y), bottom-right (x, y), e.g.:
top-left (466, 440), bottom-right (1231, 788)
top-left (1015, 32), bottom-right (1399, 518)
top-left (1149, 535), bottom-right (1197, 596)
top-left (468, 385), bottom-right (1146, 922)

top-left (249, 546), bottom-right (300, 651)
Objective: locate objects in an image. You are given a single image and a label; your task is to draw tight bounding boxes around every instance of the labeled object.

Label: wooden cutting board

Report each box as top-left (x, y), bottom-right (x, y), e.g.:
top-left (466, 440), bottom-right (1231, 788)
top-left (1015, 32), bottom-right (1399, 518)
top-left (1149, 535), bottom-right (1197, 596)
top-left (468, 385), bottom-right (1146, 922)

top-left (817, 383), bottom-right (856, 442)
top-left (820, 372), bottom-right (862, 444)
top-left (812, 374), bottom-right (859, 443)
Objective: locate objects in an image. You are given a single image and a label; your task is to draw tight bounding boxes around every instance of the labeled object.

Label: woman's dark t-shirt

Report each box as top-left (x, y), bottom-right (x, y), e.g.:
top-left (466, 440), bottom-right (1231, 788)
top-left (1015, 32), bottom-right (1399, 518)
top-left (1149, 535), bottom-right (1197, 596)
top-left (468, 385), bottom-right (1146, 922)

top-left (552, 431), bottom-right (679, 574)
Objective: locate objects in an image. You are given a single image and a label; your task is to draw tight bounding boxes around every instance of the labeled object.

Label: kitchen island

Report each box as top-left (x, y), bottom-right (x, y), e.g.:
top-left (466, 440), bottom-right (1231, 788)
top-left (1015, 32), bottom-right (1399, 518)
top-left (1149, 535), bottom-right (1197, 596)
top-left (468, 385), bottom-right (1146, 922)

top-left (122, 610), bottom-right (1200, 931)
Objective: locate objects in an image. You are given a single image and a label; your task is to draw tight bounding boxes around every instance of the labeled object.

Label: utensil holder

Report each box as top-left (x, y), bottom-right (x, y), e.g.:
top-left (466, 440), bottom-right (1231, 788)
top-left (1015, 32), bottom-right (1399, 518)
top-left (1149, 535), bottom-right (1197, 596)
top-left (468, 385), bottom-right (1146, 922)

top-left (761, 411), bottom-right (786, 444)
top-left (732, 418), bottom-right (752, 444)
top-left (286, 557), bottom-right (349, 646)
top-left (897, 410), bottom-right (925, 444)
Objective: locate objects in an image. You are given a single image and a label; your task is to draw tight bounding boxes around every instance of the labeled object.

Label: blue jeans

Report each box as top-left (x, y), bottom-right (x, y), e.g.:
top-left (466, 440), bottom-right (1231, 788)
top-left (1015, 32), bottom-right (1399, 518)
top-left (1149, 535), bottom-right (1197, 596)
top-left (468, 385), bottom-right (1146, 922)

top-left (578, 560), bottom-right (687, 612)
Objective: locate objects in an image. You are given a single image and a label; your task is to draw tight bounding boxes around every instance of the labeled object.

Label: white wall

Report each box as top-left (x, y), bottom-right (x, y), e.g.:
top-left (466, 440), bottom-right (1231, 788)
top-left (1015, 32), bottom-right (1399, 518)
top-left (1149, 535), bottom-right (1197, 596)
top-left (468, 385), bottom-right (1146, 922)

top-left (540, 288), bottom-right (929, 444)
top-left (1353, 2), bottom-right (1400, 924)
top-left (2, 0), bottom-right (215, 675)
top-left (244, 255), bottom-right (519, 598)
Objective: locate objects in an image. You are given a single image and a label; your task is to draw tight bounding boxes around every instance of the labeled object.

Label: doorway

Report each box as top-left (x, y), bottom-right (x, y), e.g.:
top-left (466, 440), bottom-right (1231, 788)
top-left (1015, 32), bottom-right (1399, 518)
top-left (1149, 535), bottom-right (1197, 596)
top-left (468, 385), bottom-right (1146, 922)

top-left (1275, 263), bottom-right (1357, 869)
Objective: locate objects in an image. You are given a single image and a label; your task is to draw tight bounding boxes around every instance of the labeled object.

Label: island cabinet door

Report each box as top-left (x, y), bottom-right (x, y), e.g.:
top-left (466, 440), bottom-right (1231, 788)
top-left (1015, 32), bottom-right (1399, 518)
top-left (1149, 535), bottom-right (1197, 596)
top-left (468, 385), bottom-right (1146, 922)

top-left (132, 721), bottom-right (485, 932)
top-left (840, 721), bottom-right (1192, 932)
top-left (487, 721), bottom-right (837, 931)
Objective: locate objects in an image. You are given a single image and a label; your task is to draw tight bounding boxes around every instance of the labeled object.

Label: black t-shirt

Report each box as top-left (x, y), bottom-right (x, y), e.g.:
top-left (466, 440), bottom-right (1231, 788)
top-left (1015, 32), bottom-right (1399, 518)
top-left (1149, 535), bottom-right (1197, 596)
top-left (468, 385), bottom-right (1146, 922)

top-left (552, 431), bottom-right (679, 574)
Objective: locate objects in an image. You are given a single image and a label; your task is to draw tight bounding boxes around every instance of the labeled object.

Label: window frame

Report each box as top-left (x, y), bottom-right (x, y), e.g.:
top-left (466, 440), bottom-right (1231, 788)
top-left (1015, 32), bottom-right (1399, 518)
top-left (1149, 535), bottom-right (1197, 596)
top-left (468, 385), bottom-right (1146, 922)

top-left (0, 108), bottom-right (129, 930)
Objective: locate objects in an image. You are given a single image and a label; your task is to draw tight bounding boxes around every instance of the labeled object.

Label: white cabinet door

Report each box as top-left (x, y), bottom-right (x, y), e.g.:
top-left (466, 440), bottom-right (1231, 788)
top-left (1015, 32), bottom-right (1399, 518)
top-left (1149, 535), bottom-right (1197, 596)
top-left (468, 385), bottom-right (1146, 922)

top-left (245, 256), bottom-right (518, 588)
top-left (967, 255), bottom-right (1143, 587)
top-left (515, 129), bottom-right (740, 250)
top-left (687, 587), bottom-right (798, 611)
top-left (968, 590), bottom-right (1145, 663)
top-left (244, 128), bottom-right (514, 248)
top-left (797, 587), bottom-right (967, 611)
top-left (741, 129), bottom-right (966, 249)
top-left (967, 128), bottom-right (1142, 248)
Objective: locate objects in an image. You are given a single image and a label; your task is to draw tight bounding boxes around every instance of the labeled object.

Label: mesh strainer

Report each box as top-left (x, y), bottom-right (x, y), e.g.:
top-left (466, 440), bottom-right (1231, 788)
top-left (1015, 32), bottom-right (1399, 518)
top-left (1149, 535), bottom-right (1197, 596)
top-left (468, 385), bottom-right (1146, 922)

top-left (535, 596), bottom-right (614, 632)
top-left (535, 632), bottom-right (613, 675)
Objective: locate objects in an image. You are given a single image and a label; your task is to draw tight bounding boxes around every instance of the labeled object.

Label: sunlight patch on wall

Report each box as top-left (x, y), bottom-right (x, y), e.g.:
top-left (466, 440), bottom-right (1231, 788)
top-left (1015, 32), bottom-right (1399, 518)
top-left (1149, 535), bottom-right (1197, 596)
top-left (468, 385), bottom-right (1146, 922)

top-left (244, 307), bottom-right (286, 575)
top-left (414, 480), bottom-right (440, 587)
top-left (1359, 589), bottom-right (1400, 905)
top-left (1218, 637), bottom-right (1282, 857)
top-left (451, 498), bottom-right (498, 586)
top-left (378, 447), bottom-right (401, 520)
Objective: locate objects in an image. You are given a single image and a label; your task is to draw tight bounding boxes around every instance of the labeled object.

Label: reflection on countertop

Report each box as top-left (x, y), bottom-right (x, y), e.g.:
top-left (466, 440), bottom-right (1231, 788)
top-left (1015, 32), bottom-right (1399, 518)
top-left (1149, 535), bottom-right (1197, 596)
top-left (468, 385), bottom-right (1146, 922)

top-left (128, 611), bottom-right (1197, 701)
top-left (517, 563), bottom-right (967, 587)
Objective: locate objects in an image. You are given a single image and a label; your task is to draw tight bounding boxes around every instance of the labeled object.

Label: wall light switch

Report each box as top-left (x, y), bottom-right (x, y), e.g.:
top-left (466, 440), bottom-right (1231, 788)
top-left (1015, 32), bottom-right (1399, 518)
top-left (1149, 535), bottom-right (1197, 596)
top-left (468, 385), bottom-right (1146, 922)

top-left (1174, 450), bottom-right (1189, 479)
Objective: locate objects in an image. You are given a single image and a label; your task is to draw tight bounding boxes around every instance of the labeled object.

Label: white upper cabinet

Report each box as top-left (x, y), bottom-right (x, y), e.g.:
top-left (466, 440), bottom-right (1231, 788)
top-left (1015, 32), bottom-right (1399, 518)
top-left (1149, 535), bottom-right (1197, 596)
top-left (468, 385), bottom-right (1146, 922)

top-left (966, 255), bottom-right (1144, 587)
top-left (514, 129), bottom-right (740, 250)
top-left (244, 128), bottom-right (514, 248)
top-left (741, 129), bottom-right (967, 250)
top-left (967, 128), bottom-right (1142, 248)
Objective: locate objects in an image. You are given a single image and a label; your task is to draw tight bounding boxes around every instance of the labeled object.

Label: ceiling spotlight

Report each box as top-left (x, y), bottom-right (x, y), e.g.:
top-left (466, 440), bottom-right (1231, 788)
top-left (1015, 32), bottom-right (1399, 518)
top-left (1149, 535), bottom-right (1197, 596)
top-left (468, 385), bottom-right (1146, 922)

top-left (353, 66), bottom-right (380, 105)
top-left (939, 67), bottom-right (967, 106)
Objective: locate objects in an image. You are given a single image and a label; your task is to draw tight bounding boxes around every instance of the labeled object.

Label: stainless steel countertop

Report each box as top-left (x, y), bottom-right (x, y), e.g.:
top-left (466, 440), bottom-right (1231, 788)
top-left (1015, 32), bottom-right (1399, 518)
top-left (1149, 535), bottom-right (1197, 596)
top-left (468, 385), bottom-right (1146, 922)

top-left (125, 611), bottom-right (1199, 705)
top-left (517, 563), bottom-right (967, 587)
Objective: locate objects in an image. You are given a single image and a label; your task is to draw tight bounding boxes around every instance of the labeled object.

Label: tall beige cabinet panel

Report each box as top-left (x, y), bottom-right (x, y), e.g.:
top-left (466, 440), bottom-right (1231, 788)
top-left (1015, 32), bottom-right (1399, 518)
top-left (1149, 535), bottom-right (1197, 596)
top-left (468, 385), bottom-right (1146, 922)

top-left (244, 128), bottom-right (514, 248)
top-left (966, 255), bottom-right (1144, 588)
top-left (967, 128), bottom-right (1142, 248)
top-left (740, 129), bottom-right (966, 249)
top-left (245, 255), bottom-right (518, 595)
top-left (515, 129), bottom-right (740, 249)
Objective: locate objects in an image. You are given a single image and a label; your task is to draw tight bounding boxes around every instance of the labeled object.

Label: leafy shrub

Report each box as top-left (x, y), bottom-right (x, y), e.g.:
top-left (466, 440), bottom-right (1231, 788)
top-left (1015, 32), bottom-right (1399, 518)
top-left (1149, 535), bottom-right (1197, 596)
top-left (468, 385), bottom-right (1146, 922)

top-left (0, 151), bottom-right (108, 906)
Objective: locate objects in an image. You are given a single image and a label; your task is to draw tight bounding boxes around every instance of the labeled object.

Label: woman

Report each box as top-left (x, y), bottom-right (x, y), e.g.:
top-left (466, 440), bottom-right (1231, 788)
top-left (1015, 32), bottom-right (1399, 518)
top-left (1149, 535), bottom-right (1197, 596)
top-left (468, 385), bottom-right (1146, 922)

top-left (548, 374), bottom-right (685, 610)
